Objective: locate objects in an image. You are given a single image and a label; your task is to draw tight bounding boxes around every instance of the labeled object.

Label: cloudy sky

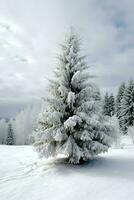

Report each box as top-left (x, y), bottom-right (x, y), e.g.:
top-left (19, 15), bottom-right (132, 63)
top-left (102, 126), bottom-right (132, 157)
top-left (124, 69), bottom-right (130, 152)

top-left (0, 0), bottom-right (134, 117)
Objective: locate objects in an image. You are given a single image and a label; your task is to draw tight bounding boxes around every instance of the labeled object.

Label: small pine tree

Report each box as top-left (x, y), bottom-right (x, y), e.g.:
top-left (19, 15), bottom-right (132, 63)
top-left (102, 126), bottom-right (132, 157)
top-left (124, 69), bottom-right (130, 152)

top-left (103, 93), bottom-right (115, 117)
top-left (116, 82), bottom-right (125, 118)
top-left (6, 123), bottom-right (14, 145)
top-left (33, 31), bottom-right (114, 164)
top-left (109, 93), bottom-right (115, 116)
top-left (103, 92), bottom-right (110, 116)
top-left (120, 80), bottom-right (134, 134)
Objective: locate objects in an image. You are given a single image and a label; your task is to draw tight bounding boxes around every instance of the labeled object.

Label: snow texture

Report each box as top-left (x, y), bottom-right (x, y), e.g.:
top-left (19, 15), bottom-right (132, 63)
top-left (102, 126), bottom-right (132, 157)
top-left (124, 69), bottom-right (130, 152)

top-left (0, 140), bottom-right (134, 200)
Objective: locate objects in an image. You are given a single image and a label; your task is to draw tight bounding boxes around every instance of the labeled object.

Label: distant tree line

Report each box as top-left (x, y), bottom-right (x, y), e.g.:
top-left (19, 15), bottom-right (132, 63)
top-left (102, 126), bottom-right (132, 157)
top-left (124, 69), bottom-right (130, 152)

top-left (103, 80), bottom-right (134, 136)
top-left (0, 105), bottom-right (41, 145)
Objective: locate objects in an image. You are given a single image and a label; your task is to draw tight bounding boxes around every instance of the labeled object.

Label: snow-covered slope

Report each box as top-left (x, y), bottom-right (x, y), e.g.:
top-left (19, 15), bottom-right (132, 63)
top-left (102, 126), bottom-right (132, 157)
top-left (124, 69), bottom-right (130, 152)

top-left (0, 140), bottom-right (134, 200)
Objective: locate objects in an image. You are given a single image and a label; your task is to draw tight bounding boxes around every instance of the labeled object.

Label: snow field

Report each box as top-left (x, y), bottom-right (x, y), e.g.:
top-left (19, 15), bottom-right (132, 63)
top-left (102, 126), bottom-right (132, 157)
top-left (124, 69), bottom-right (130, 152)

top-left (0, 139), bottom-right (134, 200)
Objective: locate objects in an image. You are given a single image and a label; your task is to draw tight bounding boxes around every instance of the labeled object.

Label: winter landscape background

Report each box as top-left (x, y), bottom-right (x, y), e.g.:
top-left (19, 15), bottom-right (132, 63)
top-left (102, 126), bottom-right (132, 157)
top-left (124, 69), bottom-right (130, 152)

top-left (0, 0), bottom-right (134, 200)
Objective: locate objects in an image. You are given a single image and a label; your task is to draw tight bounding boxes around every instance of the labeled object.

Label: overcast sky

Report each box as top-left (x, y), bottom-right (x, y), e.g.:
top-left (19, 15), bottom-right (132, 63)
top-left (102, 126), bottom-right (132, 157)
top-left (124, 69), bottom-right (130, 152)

top-left (0, 0), bottom-right (134, 117)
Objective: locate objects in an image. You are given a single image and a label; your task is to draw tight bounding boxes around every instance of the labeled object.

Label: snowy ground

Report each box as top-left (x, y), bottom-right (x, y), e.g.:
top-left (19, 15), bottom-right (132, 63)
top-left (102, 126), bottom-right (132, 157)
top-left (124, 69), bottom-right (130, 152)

top-left (0, 138), bottom-right (134, 200)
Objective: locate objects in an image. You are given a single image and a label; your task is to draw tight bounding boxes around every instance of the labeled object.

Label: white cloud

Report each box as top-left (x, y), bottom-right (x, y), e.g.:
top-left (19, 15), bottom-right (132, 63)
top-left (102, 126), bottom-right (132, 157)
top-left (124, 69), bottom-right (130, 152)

top-left (0, 0), bottom-right (133, 116)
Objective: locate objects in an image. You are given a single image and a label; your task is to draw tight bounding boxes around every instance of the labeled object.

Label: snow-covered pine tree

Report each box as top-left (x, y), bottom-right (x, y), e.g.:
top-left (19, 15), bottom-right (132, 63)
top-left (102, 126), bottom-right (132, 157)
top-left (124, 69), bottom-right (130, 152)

top-left (109, 93), bottom-right (115, 116)
top-left (116, 82), bottom-right (125, 118)
top-left (6, 123), bottom-right (15, 145)
top-left (103, 93), bottom-right (115, 117)
top-left (120, 80), bottom-right (134, 134)
top-left (103, 92), bottom-right (110, 116)
top-left (34, 31), bottom-right (114, 164)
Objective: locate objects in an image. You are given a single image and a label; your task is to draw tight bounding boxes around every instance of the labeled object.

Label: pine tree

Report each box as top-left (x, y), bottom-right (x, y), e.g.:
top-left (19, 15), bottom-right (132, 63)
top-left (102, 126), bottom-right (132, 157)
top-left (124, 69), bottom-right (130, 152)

top-left (6, 123), bottom-right (15, 145)
top-left (33, 31), bottom-right (114, 164)
top-left (103, 92), bottom-right (110, 116)
top-left (103, 93), bottom-right (115, 117)
top-left (116, 82), bottom-right (125, 118)
top-left (120, 80), bottom-right (134, 133)
top-left (109, 93), bottom-right (115, 116)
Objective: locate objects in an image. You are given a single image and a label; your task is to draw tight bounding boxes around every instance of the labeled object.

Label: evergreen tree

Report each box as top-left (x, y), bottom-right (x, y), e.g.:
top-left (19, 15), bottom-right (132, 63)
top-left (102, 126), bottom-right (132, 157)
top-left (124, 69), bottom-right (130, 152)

top-left (116, 82), bottom-right (125, 118)
top-left (103, 93), bottom-right (115, 117)
top-left (6, 123), bottom-right (15, 145)
top-left (33, 31), bottom-right (114, 164)
top-left (120, 80), bottom-right (134, 133)
top-left (109, 93), bottom-right (115, 116)
top-left (103, 92), bottom-right (110, 116)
